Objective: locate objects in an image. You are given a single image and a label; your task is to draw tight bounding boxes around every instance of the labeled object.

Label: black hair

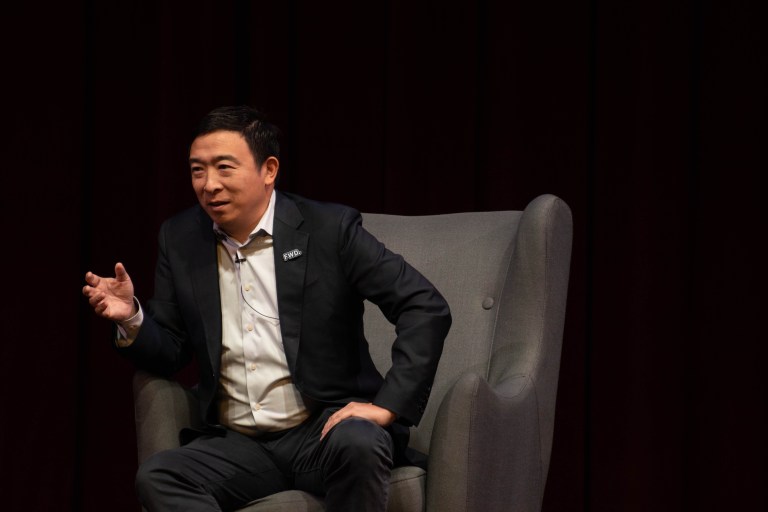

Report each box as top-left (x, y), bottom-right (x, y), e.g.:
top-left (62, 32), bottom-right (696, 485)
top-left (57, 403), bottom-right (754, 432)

top-left (194, 105), bottom-right (281, 166)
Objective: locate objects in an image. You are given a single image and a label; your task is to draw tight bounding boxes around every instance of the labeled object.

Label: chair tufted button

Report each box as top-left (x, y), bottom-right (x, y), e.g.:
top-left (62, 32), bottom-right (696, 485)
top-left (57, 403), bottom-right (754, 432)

top-left (482, 297), bottom-right (495, 310)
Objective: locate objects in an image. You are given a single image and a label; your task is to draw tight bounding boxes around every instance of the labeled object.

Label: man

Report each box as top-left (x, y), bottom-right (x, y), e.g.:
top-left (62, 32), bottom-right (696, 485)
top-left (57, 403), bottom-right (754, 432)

top-left (82, 105), bottom-right (451, 511)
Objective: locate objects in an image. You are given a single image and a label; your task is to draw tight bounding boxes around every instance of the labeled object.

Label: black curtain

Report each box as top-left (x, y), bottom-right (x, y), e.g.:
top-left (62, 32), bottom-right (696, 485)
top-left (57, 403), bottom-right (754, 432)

top-left (2, 1), bottom-right (764, 511)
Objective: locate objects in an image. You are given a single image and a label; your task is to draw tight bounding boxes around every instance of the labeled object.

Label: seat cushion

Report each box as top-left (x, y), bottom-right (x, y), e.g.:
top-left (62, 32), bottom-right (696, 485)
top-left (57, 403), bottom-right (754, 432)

top-left (237, 466), bottom-right (426, 512)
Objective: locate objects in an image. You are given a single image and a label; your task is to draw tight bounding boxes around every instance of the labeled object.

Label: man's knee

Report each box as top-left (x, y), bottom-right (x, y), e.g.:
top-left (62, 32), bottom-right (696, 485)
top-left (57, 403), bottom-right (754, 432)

top-left (327, 417), bottom-right (394, 469)
top-left (320, 418), bottom-right (394, 510)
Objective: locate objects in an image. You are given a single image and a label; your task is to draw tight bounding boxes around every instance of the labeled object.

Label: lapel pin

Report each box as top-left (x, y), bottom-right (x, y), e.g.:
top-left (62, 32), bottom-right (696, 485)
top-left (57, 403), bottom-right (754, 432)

top-left (282, 249), bottom-right (303, 262)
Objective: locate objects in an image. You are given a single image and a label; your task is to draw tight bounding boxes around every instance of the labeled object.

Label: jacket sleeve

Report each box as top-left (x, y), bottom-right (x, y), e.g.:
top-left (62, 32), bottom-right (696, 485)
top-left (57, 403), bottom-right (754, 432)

top-left (338, 208), bottom-right (452, 426)
top-left (114, 220), bottom-right (193, 377)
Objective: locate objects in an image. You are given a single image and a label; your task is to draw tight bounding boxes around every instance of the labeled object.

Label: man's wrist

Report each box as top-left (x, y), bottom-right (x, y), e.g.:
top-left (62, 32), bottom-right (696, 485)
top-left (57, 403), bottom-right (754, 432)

top-left (115, 298), bottom-right (143, 347)
top-left (121, 297), bottom-right (141, 323)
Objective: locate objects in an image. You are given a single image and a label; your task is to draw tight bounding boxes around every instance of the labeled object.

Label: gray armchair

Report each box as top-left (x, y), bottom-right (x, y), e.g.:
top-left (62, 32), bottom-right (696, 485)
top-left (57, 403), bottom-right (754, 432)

top-left (133, 193), bottom-right (573, 512)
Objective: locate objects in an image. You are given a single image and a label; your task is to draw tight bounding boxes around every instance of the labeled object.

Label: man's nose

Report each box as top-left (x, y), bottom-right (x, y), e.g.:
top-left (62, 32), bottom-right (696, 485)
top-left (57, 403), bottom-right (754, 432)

top-left (204, 173), bottom-right (222, 193)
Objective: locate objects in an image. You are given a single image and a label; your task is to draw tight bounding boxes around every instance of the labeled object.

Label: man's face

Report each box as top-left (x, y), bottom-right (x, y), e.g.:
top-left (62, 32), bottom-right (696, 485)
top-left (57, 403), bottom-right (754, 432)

top-left (190, 130), bottom-right (277, 242)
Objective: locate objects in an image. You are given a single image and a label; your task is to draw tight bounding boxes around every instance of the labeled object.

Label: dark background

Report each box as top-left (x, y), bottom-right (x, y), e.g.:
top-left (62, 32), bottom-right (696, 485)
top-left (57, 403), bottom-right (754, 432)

top-left (1, 1), bottom-right (765, 510)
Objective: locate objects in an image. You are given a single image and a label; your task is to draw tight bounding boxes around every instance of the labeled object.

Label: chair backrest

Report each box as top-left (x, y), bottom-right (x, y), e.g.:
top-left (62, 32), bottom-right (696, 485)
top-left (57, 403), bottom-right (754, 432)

top-left (361, 194), bottom-right (572, 470)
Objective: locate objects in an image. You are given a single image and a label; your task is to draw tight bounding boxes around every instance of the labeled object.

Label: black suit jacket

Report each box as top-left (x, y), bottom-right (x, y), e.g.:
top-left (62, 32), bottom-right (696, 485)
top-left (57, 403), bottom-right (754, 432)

top-left (120, 191), bottom-right (451, 429)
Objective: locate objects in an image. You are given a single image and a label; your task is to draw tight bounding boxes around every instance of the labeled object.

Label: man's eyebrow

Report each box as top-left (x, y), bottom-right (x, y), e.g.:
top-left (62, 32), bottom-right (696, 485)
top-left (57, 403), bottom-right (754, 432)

top-left (189, 155), bottom-right (242, 165)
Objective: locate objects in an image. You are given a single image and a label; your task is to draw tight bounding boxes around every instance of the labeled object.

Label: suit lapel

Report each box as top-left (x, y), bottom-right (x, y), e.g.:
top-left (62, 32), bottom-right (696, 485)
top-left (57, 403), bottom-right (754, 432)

top-left (273, 192), bottom-right (308, 373)
top-left (187, 208), bottom-right (223, 372)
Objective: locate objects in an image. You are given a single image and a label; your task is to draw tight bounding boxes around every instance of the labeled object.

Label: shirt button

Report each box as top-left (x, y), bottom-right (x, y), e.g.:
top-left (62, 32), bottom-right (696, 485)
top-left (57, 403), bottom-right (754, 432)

top-left (244, 284), bottom-right (251, 291)
top-left (252, 403), bottom-right (262, 411)
top-left (250, 363), bottom-right (257, 371)
top-left (246, 324), bottom-right (253, 331)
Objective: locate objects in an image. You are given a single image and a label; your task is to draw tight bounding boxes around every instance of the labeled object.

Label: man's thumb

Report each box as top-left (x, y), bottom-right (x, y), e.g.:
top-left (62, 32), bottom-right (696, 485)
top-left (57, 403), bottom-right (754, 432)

top-left (114, 262), bottom-right (130, 281)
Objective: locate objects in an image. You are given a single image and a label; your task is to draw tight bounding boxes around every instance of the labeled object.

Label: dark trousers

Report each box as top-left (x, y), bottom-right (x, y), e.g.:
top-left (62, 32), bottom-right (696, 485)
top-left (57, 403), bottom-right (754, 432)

top-left (136, 407), bottom-right (394, 512)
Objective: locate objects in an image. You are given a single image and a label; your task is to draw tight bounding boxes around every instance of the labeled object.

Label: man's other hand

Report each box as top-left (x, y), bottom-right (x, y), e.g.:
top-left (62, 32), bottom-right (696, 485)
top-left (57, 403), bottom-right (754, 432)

top-left (320, 402), bottom-right (396, 440)
top-left (83, 262), bottom-right (136, 322)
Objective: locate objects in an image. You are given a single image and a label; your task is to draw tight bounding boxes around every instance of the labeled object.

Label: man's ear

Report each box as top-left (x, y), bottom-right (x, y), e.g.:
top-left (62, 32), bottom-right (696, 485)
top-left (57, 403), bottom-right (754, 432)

top-left (263, 156), bottom-right (279, 185)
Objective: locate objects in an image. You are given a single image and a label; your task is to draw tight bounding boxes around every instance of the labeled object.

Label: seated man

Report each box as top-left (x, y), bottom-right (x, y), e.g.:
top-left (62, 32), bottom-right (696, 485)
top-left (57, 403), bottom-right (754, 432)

top-left (82, 105), bottom-right (452, 512)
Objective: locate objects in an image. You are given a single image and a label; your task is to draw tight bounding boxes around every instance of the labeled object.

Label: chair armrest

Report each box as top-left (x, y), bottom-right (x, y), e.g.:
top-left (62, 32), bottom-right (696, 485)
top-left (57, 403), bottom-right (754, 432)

top-left (133, 370), bottom-right (201, 464)
top-left (426, 372), bottom-right (545, 512)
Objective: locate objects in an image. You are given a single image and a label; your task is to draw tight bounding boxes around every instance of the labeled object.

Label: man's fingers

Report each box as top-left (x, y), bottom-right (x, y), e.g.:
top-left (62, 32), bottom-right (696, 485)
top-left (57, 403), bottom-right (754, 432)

top-left (84, 287), bottom-right (95, 301)
top-left (319, 403), bottom-right (396, 441)
top-left (88, 291), bottom-right (104, 307)
top-left (321, 417), bottom-right (336, 440)
top-left (321, 409), bottom-right (348, 440)
top-left (84, 271), bottom-right (99, 287)
top-left (320, 404), bottom-right (366, 440)
top-left (321, 419), bottom-right (336, 440)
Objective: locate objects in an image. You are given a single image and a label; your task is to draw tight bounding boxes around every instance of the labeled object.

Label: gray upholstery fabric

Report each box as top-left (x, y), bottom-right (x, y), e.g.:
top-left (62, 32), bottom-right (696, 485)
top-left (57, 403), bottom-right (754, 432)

top-left (133, 370), bottom-right (202, 463)
top-left (132, 194), bottom-right (573, 512)
top-left (235, 467), bottom-right (426, 512)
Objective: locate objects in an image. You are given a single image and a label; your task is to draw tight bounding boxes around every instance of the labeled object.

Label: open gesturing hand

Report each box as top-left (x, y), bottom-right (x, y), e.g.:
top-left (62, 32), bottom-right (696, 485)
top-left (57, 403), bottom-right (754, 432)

top-left (82, 262), bottom-right (137, 322)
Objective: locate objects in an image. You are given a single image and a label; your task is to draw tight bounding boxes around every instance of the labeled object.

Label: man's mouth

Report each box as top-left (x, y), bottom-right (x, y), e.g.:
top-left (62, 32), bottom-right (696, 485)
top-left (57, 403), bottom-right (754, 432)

top-left (208, 200), bottom-right (229, 211)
